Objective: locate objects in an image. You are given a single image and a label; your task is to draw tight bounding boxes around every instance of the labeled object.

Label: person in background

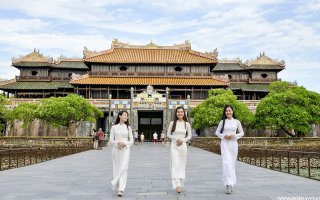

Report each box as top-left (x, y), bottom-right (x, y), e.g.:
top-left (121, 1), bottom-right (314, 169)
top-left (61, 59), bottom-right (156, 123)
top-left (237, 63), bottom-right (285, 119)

top-left (152, 131), bottom-right (158, 147)
top-left (96, 128), bottom-right (105, 150)
top-left (140, 132), bottom-right (145, 144)
top-left (215, 105), bottom-right (244, 194)
top-left (134, 130), bottom-right (139, 145)
top-left (91, 128), bottom-right (98, 149)
top-left (160, 131), bottom-right (166, 147)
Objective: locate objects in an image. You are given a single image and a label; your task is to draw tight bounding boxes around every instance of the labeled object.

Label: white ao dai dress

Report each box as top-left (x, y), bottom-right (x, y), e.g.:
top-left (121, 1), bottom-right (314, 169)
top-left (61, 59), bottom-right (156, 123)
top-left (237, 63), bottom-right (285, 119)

top-left (167, 121), bottom-right (192, 189)
top-left (215, 118), bottom-right (244, 187)
top-left (109, 123), bottom-right (133, 192)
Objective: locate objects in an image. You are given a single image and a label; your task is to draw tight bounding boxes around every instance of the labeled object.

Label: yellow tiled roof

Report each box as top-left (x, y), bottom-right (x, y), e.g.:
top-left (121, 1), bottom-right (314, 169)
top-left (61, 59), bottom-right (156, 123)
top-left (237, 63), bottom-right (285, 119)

top-left (84, 48), bottom-right (216, 64)
top-left (71, 77), bottom-right (229, 86)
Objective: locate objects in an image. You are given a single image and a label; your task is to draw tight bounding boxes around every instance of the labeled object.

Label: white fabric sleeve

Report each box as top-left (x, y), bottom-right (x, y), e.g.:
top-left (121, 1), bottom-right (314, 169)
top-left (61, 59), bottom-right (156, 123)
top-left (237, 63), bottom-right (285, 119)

top-left (166, 121), bottom-right (176, 142)
top-left (125, 126), bottom-right (134, 147)
top-left (109, 125), bottom-right (117, 146)
top-left (183, 122), bottom-right (192, 142)
top-left (236, 120), bottom-right (244, 139)
top-left (215, 120), bottom-right (225, 139)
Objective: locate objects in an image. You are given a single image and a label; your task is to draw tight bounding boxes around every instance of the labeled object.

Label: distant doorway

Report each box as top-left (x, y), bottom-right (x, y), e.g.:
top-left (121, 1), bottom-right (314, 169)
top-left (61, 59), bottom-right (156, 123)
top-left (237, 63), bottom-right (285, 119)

top-left (138, 110), bottom-right (163, 142)
top-left (96, 112), bottom-right (108, 132)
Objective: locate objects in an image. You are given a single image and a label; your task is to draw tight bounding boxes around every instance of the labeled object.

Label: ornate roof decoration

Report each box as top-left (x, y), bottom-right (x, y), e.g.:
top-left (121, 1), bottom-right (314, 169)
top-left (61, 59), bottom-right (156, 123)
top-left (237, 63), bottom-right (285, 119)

top-left (212, 75), bottom-right (230, 82)
top-left (70, 76), bottom-right (229, 86)
top-left (213, 57), bottom-right (246, 71)
top-left (53, 56), bottom-right (88, 69)
top-left (246, 52), bottom-right (285, 67)
top-left (84, 39), bottom-right (218, 63)
top-left (54, 55), bottom-right (83, 64)
top-left (111, 39), bottom-right (192, 50)
top-left (12, 49), bottom-right (53, 64)
top-left (204, 48), bottom-right (218, 60)
top-left (145, 40), bottom-right (158, 49)
top-left (219, 57), bottom-right (243, 64)
top-left (83, 47), bottom-right (111, 59)
top-left (71, 74), bottom-right (89, 82)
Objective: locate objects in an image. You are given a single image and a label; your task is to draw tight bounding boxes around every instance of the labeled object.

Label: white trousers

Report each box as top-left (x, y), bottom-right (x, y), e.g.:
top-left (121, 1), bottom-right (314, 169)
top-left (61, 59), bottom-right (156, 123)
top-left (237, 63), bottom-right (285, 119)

top-left (170, 142), bottom-right (187, 189)
top-left (220, 140), bottom-right (238, 187)
top-left (111, 147), bottom-right (130, 192)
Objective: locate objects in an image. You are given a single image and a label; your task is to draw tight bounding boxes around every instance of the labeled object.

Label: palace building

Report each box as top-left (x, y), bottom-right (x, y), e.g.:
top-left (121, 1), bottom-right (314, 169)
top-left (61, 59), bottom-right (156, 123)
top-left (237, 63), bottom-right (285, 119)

top-left (0, 40), bottom-right (285, 138)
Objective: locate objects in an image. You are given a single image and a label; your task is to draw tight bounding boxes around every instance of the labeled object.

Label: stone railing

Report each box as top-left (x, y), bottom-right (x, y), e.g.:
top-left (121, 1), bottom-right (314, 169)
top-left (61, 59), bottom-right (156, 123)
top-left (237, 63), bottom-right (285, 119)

top-left (0, 137), bottom-right (93, 148)
top-left (7, 98), bottom-right (260, 110)
top-left (0, 137), bottom-right (93, 171)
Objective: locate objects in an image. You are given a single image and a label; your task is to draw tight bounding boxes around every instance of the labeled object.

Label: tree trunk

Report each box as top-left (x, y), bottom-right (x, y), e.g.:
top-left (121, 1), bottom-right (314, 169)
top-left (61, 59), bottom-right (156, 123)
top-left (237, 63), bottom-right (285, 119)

top-left (67, 122), bottom-right (77, 137)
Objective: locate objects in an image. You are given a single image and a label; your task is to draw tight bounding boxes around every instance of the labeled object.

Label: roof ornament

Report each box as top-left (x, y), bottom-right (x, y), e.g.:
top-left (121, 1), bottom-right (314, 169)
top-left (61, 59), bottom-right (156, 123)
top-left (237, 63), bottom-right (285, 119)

top-left (112, 39), bottom-right (128, 48)
top-left (11, 49), bottom-right (53, 63)
top-left (174, 40), bottom-right (191, 49)
top-left (83, 46), bottom-right (108, 59)
top-left (145, 40), bottom-right (157, 48)
top-left (219, 57), bottom-right (243, 65)
top-left (205, 48), bottom-right (218, 60)
top-left (212, 75), bottom-right (230, 83)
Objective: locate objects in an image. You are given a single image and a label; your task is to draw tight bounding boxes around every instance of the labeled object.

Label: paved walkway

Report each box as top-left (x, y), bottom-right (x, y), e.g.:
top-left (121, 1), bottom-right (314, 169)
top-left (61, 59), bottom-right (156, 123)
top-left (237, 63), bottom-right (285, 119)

top-left (0, 143), bottom-right (320, 200)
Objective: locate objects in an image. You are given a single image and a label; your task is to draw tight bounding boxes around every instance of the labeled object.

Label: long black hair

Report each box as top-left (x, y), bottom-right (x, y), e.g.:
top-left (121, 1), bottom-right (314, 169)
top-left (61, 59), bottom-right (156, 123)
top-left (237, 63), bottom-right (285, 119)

top-left (220, 105), bottom-right (236, 133)
top-left (172, 106), bottom-right (188, 132)
top-left (115, 110), bottom-right (130, 129)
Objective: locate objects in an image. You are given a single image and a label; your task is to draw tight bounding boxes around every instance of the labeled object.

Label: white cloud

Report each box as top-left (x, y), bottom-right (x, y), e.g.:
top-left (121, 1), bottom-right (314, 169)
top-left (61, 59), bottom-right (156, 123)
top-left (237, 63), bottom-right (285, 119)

top-left (295, 0), bottom-right (320, 13)
top-left (0, 0), bottom-right (319, 93)
top-left (0, 19), bottom-right (49, 34)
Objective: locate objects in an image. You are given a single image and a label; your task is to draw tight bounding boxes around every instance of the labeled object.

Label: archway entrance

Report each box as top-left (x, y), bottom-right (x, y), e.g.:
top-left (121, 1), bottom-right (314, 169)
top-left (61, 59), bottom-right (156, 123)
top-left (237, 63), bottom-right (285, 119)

top-left (138, 110), bottom-right (163, 142)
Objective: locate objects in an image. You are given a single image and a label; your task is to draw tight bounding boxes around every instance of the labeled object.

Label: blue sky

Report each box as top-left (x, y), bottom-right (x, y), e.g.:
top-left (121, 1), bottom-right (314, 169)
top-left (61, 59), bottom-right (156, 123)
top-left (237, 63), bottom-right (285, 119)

top-left (0, 0), bottom-right (319, 93)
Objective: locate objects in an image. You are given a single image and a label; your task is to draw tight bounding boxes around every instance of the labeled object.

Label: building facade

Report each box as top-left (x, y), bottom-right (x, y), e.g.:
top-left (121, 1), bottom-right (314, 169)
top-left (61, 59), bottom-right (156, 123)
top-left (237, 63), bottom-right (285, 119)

top-left (0, 40), bottom-right (285, 138)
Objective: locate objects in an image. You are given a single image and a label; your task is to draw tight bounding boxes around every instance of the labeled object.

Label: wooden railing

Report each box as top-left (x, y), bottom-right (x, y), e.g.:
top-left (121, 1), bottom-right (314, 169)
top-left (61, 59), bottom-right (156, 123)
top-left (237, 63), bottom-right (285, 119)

top-left (15, 76), bottom-right (71, 82)
top-left (89, 71), bottom-right (211, 77)
top-left (249, 78), bottom-right (274, 83)
top-left (51, 77), bottom-right (71, 81)
top-left (16, 76), bottom-right (51, 81)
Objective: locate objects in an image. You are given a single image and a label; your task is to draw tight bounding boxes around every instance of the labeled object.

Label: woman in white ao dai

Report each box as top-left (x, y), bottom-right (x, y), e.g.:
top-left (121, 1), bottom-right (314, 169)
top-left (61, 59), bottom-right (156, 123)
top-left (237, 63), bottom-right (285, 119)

top-left (167, 106), bottom-right (192, 194)
top-left (109, 111), bottom-right (134, 197)
top-left (215, 105), bottom-right (244, 194)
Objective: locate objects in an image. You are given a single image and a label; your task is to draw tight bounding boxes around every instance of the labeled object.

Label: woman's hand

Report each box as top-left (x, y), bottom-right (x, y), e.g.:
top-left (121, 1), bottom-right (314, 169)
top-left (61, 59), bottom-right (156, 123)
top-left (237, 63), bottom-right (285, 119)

top-left (223, 135), bottom-right (232, 141)
top-left (117, 142), bottom-right (126, 150)
top-left (224, 134), bottom-right (236, 141)
top-left (176, 138), bottom-right (183, 146)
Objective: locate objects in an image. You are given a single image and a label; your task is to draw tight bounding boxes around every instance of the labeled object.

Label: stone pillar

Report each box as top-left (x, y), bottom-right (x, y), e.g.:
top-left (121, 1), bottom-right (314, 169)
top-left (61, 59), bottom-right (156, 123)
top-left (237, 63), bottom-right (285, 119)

top-left (187, 95), bottom-right (191, 122)
top-left (130, 87), bottom-right (134, 127)
top-left (108, 94), bottom-right (112, 132)
top-left (166, 87), bottom-right (170, 132)
top-left (163, 109), bottom-right (167, 132)
top-left (312, 124), bottom-right (318, 137)
top-left (133, 109), bottom-right (138, 131)
top-left (5, 121), bottom-right (10, 136)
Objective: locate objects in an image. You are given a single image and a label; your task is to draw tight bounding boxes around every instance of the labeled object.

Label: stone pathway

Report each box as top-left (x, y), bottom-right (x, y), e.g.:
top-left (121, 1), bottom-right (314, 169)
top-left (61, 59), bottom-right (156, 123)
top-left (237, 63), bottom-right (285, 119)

top-left (0, 143), bottom-right (319, 200)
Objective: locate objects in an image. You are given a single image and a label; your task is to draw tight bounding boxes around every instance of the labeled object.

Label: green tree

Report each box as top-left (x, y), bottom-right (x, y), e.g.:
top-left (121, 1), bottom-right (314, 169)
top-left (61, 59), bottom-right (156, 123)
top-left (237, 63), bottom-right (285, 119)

top-left (191, 89), bottom-right (254, 129)
top-left (37, 94), bottom-right (103, 136)
top-left (255, 81), bottom-right (320, 137)
top-left (0, 95), bottom-right (9, 132)
top-left (268, 80), bottom-right (291, 95)
top-left (9, 102), bottom-right (38, 129)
